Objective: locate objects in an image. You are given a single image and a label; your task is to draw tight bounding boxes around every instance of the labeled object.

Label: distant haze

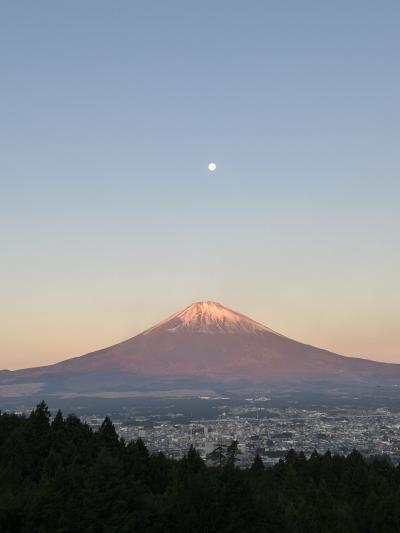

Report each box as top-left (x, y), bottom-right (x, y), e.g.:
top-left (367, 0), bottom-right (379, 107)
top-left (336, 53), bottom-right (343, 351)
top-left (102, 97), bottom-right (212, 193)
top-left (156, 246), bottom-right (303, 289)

top-left (1, 2), bottom-right (399, 369)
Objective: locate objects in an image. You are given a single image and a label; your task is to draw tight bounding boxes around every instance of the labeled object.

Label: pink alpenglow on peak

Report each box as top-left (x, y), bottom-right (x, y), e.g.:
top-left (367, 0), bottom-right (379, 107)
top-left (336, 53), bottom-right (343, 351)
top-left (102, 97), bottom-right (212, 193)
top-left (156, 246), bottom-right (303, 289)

top-left (142, 301), bottom-right (278, 335)
top-left (3, 300), bottom-right (400, 398)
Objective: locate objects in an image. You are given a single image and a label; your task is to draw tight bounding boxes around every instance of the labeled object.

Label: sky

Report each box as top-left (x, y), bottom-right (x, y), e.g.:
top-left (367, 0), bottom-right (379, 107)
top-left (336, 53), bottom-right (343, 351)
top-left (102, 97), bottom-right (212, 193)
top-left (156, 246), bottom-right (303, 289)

top-left (1, 1), bottom-right (399, 369)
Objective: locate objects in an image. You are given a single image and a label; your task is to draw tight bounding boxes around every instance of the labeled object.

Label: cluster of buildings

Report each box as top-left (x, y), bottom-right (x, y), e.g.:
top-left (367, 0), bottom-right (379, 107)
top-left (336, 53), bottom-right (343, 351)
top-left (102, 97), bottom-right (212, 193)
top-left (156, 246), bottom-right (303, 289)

top-left (82, 398), bottom-right (400, 466)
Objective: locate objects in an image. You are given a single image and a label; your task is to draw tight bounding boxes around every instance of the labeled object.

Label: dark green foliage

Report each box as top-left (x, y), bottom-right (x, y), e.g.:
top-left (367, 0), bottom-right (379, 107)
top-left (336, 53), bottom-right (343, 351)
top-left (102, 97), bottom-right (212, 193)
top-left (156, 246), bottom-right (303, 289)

top-left (250, 452), bottom-right (264, 474)
top-left (1, 405), bottom-right (400, 532)
top-left (206, 443), bottom-right (226, 466)
top-left (225, 439), bottom-right (240, 469)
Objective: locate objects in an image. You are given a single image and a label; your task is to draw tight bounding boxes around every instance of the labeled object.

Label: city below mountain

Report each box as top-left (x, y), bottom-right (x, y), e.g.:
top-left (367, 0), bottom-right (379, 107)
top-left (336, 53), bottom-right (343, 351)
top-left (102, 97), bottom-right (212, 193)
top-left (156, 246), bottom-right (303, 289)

top-left (1, 301), bottom-right (399, 399)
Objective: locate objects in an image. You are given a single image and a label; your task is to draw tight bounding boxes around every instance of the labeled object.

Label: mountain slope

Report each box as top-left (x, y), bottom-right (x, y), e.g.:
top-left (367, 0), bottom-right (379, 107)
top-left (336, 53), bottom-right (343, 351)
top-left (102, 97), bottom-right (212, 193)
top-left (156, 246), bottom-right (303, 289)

top-left (1, 301), bottom-right (399, 396)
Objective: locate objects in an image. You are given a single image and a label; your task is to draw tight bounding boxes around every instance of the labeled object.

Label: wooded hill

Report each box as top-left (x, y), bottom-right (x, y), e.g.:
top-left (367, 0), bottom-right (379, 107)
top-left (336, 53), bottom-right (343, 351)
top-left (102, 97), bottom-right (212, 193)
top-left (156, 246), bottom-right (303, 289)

top-left (1, 402), bottom-right (400, 533)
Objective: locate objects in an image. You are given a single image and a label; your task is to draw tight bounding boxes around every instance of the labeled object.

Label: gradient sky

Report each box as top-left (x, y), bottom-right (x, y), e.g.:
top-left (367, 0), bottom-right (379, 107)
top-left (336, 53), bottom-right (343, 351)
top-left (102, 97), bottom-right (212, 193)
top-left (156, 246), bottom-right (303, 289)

top-left (1, 1), bottom-right (399, 370)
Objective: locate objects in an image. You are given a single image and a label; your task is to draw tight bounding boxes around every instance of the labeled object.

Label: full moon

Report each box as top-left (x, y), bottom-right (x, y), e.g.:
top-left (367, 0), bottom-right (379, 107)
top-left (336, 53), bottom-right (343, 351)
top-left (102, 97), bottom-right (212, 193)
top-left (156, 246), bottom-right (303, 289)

top-left (208, 162), bottom-right (217, 172)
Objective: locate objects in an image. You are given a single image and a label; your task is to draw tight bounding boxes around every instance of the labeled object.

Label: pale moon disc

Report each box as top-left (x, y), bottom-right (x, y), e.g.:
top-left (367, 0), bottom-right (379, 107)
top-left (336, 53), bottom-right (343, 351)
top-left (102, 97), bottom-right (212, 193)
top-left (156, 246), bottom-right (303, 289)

top-left (208, 162), bottom-right (217, 171)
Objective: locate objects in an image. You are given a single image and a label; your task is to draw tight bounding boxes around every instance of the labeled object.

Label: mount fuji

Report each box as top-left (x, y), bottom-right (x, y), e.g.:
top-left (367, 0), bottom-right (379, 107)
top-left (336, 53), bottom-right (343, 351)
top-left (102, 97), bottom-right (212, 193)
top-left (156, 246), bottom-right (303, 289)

top-left (1, 301), bottom-right (399, 398)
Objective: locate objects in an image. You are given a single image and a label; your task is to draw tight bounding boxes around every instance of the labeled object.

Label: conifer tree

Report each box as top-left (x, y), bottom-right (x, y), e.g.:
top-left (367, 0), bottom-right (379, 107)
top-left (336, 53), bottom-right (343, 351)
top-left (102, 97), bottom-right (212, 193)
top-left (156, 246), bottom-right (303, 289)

top-left (206, 443), bottom-right (226, 467)
top-left (250, 452), bottom-right (265, 474)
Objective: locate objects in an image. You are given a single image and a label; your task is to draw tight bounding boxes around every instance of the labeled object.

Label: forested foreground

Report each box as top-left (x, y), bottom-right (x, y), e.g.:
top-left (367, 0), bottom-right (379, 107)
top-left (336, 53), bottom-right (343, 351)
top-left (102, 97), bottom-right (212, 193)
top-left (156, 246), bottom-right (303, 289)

top-left (1, 404), bottom-right (400, 533)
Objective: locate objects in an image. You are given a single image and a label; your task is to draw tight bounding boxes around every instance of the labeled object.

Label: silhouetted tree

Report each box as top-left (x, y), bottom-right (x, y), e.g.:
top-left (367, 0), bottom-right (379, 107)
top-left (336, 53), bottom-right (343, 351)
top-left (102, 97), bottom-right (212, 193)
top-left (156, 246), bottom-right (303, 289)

top-left (1, 402), bottom-right (400, 533)
top-left (250, 452), bottom-right (265, 474)
top-left (207, 443), bottom-right (226, 467)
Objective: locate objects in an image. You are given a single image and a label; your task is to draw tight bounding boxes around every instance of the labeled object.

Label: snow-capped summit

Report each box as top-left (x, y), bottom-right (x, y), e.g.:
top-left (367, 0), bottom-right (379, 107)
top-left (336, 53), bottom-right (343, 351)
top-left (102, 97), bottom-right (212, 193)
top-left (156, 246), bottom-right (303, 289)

top-left (3, 300), bottom-right (400, 399)
top-left (143, 301), bottom-right (276, 335)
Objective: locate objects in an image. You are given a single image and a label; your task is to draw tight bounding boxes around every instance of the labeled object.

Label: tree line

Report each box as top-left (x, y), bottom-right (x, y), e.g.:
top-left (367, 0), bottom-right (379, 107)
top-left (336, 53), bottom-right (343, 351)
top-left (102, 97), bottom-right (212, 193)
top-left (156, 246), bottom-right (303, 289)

top-left (1, 402), bottom-right (400, 532)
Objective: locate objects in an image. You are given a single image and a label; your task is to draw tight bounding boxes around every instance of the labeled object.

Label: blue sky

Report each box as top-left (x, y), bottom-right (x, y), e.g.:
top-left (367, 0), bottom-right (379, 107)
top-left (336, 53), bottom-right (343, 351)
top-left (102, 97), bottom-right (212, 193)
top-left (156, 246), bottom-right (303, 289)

top-left (1, 1), bottom-right (399, 368)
